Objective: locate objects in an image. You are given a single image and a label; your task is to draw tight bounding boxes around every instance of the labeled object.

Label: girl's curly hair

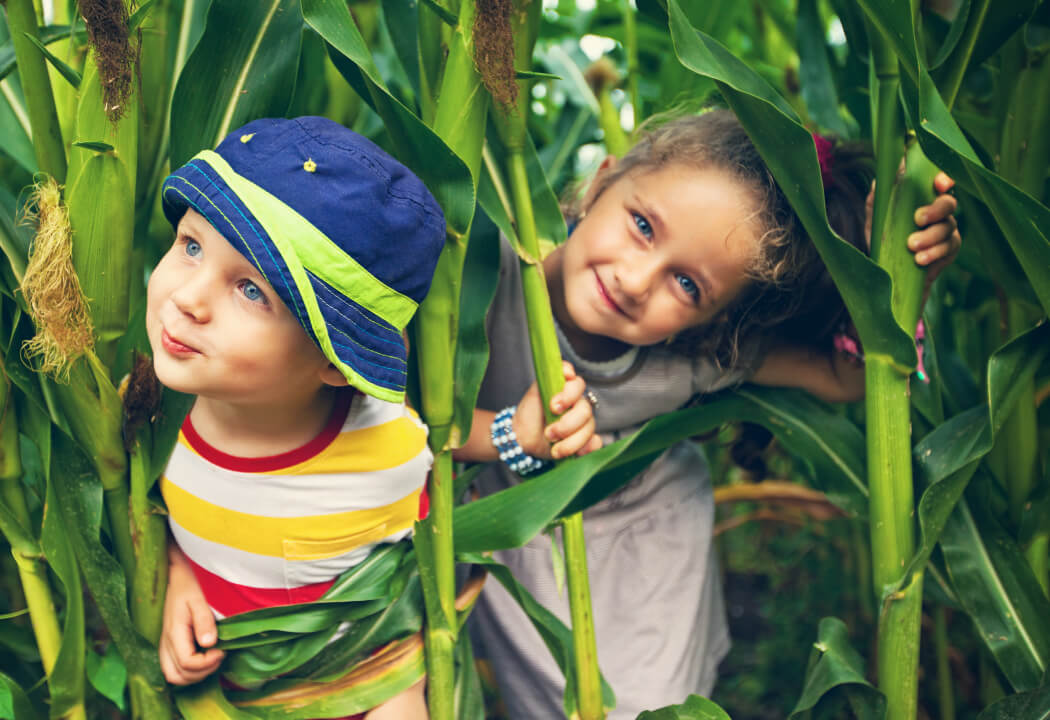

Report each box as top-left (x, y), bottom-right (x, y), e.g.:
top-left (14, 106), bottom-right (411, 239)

top-left (566, 108), bottom-right (873, 369)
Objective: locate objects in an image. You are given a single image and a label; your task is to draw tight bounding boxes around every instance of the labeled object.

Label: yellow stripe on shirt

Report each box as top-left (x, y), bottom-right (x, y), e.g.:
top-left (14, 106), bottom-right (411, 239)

top-left (280, 416), bottom-right (427, 474)
top-left (160, 476), bottom-right (421, 559)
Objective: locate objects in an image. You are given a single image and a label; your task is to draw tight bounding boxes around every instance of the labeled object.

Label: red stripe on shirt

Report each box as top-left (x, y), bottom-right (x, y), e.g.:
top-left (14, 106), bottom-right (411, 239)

top-left (184, 554), bottom-right (335, 617)
top-left (181, 390), bottom-right (355, 473)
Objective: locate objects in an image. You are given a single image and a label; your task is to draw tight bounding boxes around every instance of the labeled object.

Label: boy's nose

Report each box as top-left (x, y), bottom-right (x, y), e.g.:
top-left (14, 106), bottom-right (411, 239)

top-left (170, 277), bottom-right (212, 322)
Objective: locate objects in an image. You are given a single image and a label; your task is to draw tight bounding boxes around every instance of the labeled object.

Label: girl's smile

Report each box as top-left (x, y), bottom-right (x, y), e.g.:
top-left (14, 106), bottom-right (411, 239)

top-left (547, 160), bottom-right (761, 361)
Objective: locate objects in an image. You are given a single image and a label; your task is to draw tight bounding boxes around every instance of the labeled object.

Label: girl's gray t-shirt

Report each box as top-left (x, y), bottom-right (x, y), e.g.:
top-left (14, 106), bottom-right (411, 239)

top-left (469, 239), bottom-right (760, 718)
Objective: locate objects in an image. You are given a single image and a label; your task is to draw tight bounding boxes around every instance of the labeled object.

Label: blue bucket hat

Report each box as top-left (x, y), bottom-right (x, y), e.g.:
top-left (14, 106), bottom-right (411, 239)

top-left (161, 117), bottom-right (445, 403)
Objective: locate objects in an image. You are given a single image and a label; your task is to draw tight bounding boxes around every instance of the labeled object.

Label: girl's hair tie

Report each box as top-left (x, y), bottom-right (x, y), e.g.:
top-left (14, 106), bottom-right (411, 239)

top-left (812, 132), bottom-right (834, 188)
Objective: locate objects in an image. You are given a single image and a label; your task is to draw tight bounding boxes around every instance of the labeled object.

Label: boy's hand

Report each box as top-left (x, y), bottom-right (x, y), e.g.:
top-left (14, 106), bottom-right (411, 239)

top-left (159, 547), bottom-right (225, 685)
top-left (515, 362), bottom-right (602, 461)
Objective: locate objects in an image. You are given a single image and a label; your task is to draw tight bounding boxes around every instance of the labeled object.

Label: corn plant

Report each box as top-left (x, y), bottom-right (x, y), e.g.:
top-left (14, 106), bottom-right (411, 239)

top-left (1, 0), bottom-right (1049, 718)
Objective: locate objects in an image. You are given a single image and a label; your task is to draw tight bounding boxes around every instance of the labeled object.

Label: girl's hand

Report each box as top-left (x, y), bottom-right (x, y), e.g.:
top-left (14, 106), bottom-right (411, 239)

top-left (515, 362), bottom-right (603, 461)
top-left (909, 172), bottom-right (960, 283)
top-left (865, 173), bottom-right (961, 279)
top-left (159, 545), bottom-right (225, 685)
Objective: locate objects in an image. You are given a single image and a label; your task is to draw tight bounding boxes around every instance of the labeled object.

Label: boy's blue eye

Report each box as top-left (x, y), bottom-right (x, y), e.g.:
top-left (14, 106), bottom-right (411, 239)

top-left (632, 213), bottom-right (653, 238)
top-left (240, 281), bottom-right (265, 303)
top-left (185, 240), bottom-right (202, 257)
top-left (676, 274), bottom-right (700, 301)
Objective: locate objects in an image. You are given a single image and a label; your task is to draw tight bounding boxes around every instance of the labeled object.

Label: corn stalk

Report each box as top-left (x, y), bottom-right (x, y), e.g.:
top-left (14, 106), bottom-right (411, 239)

top-left (412, 0), bottom-right (488, 714)
top-left (488, 0), bottom-right (602, 716)
top-left (4, 0), bottom-right (67, 181)
top-left (0, 363), bottom-right (67, 714)
top-left (865, 17), bottom-right (938, 716)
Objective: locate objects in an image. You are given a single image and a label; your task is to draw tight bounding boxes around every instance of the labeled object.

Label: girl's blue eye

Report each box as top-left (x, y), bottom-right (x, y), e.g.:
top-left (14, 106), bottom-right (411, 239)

top-left (185, 240), bottom-right (202, 257)
top-left (633, 213), bottom-right (653, 238)
top-left (240, 281), bottom-right (265, 303)
top-left (676, 274), bottom-right (700, 301)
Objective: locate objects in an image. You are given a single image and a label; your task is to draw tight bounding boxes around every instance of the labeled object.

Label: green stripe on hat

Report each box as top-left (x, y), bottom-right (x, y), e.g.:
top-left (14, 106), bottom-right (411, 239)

top-left (198, 150), bottom-right (419, 329)
top-left (194, 150), bottom-right (410, 404)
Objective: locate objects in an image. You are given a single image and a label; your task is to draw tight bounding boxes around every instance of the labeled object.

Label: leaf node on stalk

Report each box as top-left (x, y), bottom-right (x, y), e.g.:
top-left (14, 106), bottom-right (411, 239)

top-left (473, 0), bottom-right (518, 107)
top-left (19, 177), bottom-right (95, 380)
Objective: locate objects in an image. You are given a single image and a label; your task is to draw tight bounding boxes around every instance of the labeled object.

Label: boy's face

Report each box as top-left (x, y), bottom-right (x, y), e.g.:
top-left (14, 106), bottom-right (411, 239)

top-left (146, 209), bottom-right (334, 406)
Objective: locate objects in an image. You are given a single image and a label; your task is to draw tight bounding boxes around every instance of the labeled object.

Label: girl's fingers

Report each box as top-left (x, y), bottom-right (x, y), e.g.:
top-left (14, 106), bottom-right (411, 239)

top-left (908, 215), bottom-right (958, 253)
top-left (933, 171), bottom-right (955, 194)
top-left (915, 234), bottom-right (960, 267)
top-left (914, 193), bottom-right (957, 227)
top-left (551, 374), bottom-right (587, 415)
top-left (548, 416), bottom-right (597, 459)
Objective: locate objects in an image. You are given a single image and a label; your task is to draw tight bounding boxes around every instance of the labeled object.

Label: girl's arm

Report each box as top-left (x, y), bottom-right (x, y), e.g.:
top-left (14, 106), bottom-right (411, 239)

top-left (752, 175), bottom-right (960, 403)
top-left (454, 361), bottom-right (602, 464)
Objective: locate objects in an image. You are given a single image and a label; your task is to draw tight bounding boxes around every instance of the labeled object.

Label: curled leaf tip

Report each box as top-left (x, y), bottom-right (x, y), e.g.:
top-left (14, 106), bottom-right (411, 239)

top-left (19, 176), bottom-right (95, 379)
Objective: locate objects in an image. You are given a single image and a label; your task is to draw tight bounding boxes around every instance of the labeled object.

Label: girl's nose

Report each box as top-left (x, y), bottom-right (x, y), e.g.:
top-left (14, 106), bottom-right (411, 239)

top-left (615, 254), bottom-right (658, 302)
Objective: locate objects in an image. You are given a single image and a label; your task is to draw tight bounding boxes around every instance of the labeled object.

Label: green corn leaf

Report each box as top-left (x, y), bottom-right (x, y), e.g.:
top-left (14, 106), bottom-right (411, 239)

top-left (47, 427), bottom-right (164, 686)
top-left (170, 0), bottom-right (304, 167)
top-left (70, 140), bottom-right (113, 152)
top-left (378, 0), bottom-right (422, 103)
top-left (479, 122), bottom-right (568, 253)
top-left (450, 214), bottom-right (501, 450)
top-left (515, 70), bottom-right (560, 80)
top-left (302, 0), bottom-right (475, 236)
top-left (85, 644), bottom-right (128, 713)
top-left (461, 554), bottom-right (616, 718)
top-left (418, 0), bottom-right (457, 26)
top-left (0, 186), bottom-right (29, 284)
top-left (869, 322), bottom-right (1050, 683)
top-left (942, 486), bottom-right (1050, 692)
top-left (788, 617), bottom-right (886, 719)
top-left (796, 0), bottom-right (849, 136)
top-left (175, 678), bottom-right (261, 720)
top-left (636, 694), bottom-right (733, 720)
top-left (21, 33), bottom-right (81, 89)
top-left (666, 0), bottom-right (919, 370)
top-left (127, 0), bottom-right (163, 33)
top-left (0, 70), bottom-right (36, 176)
top-left (452, 628), bottom-right (485, 720)
top-left (0, 23), bottom-right (83, 83)
top-left (976, 681), bottom-right (1050, 719)
top-left (40, 433), bottom-right (86, 719)
top-left (454, 385), bottom-right (867, 554)
top-left (0, 672), bottom-right (42, 720)
top-left (897, 66), bottom-right (1050, 315)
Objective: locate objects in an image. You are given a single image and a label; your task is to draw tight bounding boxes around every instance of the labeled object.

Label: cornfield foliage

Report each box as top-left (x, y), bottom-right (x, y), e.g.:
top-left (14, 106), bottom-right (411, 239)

top-left (0, 0), bottom-right (1048, 718)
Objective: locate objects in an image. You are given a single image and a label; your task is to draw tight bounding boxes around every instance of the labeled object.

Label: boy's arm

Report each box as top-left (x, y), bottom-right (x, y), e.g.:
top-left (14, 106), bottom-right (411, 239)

top-left (159, 541), bottom-right (225, 685)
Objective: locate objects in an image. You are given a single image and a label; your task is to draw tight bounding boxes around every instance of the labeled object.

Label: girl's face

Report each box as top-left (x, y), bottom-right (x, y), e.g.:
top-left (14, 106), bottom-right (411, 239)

top-left (550, 160), bottom-right (760, 359)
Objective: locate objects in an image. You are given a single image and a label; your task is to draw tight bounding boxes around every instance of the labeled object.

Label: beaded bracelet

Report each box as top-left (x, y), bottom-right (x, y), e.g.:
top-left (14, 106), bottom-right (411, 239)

top-left (491, 406), bottom-right (550, 476)
top-left (832, 319), bottom-right (928, 383)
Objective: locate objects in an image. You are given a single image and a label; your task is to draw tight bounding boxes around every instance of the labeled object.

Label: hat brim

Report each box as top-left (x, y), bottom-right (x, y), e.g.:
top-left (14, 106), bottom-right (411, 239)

top-left (161, 159), bottom-right (410, 403)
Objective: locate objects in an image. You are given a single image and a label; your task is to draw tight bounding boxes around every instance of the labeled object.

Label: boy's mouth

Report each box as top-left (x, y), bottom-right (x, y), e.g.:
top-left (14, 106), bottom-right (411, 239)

top-left (161, 329), bottom-right (200, 356)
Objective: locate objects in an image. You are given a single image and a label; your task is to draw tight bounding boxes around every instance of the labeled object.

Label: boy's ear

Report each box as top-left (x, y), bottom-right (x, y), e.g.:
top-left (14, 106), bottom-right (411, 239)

top-left (319, 363), bottom-right (350, 387)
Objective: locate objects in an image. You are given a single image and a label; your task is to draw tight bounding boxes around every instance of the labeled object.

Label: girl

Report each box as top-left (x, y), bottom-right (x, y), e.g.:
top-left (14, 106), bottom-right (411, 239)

top-left (455, 109), bottom-right (960, 718)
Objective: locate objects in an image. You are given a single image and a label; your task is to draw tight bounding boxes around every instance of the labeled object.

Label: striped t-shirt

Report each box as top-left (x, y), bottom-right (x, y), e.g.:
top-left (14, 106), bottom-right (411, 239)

top-left (160, 390), bottom-right (432, 619)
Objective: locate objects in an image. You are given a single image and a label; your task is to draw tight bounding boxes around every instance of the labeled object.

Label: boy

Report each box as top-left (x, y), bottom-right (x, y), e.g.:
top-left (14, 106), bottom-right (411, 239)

top-left (147, 116), bottom-right (445, 719)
